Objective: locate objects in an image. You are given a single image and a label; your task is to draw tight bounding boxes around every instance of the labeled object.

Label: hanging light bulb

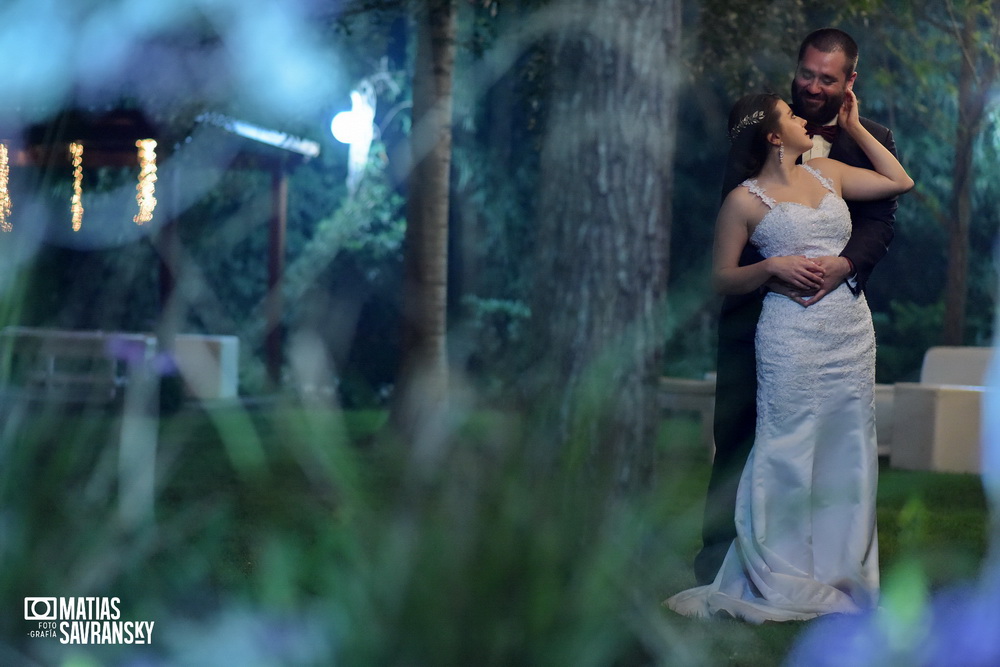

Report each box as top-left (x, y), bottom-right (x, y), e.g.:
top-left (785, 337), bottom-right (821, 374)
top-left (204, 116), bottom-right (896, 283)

top-left (69, 142), bottom-right (84, 231)
top-left (133, 139), bottom-right (157, 224)
top-left (0, 143), bottom-right (10, 232)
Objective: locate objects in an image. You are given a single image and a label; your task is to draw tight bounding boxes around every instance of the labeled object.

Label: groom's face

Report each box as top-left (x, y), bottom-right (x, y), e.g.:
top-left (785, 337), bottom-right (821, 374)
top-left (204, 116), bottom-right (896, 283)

top-left (791, 46), bottom-right (857, 124)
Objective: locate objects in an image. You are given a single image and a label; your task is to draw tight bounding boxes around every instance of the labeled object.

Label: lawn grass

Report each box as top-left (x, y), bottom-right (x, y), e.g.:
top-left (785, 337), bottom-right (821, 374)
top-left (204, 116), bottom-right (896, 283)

top-left (654, 435), bottom-right (990, 666)
top-left (0, 404), bottom-right (991, 666)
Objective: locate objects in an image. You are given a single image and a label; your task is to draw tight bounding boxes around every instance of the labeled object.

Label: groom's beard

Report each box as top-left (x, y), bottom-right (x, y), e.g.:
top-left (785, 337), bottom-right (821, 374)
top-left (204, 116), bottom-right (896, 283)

top-left (791, 82), bottom-right (844, 125)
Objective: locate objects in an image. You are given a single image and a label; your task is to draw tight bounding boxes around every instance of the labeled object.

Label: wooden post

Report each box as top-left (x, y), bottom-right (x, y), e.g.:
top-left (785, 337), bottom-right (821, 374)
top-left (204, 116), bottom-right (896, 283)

top-left (157, 218), bottom-right (178, 311)
top-left (266, 166), bottom-right (288, 387)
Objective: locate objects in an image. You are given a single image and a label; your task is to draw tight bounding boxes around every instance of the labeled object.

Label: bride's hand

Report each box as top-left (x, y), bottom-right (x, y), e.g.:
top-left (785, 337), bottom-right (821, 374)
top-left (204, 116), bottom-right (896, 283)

top-left (838, 89), bottom-right (861, 131)
top-left (766, 255), bottom-right (825, 290)
top-left (766, 278), bottom-right (816, 307)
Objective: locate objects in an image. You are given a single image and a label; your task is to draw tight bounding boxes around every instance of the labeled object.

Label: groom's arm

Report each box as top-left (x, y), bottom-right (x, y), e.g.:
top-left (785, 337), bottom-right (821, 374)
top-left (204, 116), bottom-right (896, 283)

top-left (798, 121), bottom-right (898, 306)
top-left (839, 122), bottom-right (898, 294)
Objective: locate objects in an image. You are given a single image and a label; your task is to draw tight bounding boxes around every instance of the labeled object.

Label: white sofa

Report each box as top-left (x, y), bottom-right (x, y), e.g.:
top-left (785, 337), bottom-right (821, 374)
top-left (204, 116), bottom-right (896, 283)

top-left (874, 383), bottom-right (894, 457)
top-left (660, 374), bottom-right (716, 457)
top-left (172, 334), bottom-right (240, 400)
top-left (890, 346), bottom-right (995, 474)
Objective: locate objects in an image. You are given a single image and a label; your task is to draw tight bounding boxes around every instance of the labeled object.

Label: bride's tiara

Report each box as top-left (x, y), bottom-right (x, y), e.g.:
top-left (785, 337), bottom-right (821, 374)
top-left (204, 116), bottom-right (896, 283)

top-left (729, 110), bottom-right (765, 142)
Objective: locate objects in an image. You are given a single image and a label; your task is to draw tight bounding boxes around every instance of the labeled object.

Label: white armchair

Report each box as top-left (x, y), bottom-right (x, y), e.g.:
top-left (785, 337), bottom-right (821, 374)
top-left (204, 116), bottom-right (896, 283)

top-left (890, 346), bottom-right (995, 474)
top-left (659, 374), bottom-right (716, 457)
top-left (172, 334), bottom-right (240, 400)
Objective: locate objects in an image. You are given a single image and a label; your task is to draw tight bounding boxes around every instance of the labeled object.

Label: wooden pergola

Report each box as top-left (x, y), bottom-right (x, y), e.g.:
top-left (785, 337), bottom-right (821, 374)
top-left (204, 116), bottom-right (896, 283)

top-left (8, 108), bottom-right (320, 387)
top-left (183, 113), bottom-right (319, 385)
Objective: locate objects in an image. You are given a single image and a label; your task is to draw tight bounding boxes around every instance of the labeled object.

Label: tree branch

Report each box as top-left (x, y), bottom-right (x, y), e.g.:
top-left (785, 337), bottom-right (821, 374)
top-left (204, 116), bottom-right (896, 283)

top-left (909, 186), bottom-right (951, 230)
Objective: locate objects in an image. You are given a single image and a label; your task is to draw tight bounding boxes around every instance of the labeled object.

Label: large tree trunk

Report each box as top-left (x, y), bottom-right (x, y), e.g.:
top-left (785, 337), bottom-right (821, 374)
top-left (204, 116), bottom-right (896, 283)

top-left (942, 12), bottom-right (975, 345)
top-left (529, 0), bottom-right (680, 493)
top-left (392, 0), bottom-right (457, 437)
top-left (942, 6), bottom-right (996, 345)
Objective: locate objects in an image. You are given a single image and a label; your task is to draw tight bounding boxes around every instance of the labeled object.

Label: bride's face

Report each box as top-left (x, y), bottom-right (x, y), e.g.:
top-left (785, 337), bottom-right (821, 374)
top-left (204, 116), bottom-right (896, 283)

top-left (772, 100), bottom-right (810, 153)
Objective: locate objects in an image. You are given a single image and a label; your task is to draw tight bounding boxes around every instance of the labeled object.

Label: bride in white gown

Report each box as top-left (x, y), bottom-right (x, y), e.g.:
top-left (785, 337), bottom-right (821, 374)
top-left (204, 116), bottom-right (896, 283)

top-left (665, 91), bottom-right (913, 623)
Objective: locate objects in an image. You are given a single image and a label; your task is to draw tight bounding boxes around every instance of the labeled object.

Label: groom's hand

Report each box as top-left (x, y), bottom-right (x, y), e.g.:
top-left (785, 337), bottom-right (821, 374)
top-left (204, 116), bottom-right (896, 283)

top-left (800, 256), bottom-right (854, 306)
top-left (766, 279), bottom-right (814, 307)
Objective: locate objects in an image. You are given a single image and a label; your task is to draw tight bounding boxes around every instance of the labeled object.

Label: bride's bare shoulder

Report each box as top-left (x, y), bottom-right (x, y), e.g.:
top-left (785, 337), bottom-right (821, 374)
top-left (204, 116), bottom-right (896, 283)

top-left (722, 184), bottom-right (759, 212)
top-left (804, 156), bottom-right (840, 175)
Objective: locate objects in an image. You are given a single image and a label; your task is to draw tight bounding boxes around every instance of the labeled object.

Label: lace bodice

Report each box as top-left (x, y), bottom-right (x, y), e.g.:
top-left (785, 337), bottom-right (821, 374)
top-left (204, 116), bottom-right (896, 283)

top-left (741, 164), bottom-right (873, 427)
top-left (743, 165), bottom-right (851, 258)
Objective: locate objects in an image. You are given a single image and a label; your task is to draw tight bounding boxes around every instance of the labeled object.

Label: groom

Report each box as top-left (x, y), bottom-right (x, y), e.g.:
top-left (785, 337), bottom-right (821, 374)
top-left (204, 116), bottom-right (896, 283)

top-left (694, 28), bottom-right (899, 585)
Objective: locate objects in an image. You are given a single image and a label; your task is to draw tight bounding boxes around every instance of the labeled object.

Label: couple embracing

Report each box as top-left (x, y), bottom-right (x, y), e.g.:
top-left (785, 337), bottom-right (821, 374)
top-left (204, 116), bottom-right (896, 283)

top-left (666, 28), bottom-right (913, 623)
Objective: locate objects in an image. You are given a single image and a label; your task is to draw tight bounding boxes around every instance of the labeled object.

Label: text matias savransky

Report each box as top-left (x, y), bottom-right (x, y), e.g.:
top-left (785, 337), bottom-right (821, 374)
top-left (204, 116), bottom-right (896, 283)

top-left (25, 597), bottom-right (155, 645)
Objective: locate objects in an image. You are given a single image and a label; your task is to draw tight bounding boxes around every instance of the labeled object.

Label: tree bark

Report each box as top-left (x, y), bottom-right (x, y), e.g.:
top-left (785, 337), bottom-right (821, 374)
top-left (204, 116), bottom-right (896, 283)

top-left (529, 0), bottom-right (680, 493)
top-left (943, 7), bottom-right (992, 345)
top-left (392, 0), bottom-right (457, 439)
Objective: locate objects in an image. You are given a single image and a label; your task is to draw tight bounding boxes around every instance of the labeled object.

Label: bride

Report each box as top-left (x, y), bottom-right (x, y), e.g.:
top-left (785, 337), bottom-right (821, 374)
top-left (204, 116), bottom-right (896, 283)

top-left (665, 90), bottom-right (913, 623)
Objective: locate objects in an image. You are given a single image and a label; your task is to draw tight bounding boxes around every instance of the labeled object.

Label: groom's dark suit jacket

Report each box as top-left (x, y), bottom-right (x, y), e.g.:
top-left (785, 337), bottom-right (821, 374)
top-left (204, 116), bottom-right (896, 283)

top-left (694, 116), bottom-right (898, 585)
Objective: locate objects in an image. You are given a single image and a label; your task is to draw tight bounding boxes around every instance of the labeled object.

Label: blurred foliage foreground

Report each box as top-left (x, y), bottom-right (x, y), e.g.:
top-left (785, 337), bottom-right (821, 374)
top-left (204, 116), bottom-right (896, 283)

top-left (0, 401), bottom-right (991, 666)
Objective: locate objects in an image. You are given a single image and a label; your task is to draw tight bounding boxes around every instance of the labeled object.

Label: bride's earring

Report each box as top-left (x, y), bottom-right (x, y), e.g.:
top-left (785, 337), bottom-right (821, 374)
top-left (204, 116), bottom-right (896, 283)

top-left (778, 142), bottom-right (785, 164)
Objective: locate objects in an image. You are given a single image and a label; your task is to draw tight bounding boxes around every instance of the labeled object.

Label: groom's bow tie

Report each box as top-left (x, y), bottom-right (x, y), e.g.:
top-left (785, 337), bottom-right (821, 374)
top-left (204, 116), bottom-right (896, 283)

top-left (806, 122), bottom-right (839, 143)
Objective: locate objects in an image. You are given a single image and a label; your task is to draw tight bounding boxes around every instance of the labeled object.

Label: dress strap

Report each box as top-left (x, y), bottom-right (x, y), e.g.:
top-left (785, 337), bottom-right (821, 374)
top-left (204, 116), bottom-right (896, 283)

top-left (740, 178), bottom-right (775, 209)
top-left (802, 164), bottom-right (836, 194)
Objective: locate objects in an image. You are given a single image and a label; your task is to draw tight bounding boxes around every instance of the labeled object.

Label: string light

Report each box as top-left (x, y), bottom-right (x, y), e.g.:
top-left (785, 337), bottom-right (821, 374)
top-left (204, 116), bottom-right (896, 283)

top-left (133, 138), bottom-right (157, 224)
top-left (69, 142), bottom-right (84, 231)
top-left (0, 144), bottom-right (10, 232)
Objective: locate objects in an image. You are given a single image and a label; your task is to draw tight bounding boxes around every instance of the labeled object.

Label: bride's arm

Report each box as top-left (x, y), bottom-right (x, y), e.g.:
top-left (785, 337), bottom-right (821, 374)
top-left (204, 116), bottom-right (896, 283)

top-left (712, 191), bottom-right (825, 295)
top-left (812, 90), bottom-right (913, 201)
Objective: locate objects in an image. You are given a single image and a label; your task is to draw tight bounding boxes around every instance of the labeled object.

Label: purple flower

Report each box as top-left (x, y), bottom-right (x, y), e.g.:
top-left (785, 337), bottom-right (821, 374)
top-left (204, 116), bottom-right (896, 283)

top-left (787, 573), bottom-right (1000, 666)
top-left (921, 578), bottom-right (1000, 666)
top-left (105, 335), bottom-right (152, 366)
top-left (104, 336), bottom-right (179, 376)
top-left (784, 610), bottom-right (893, 666)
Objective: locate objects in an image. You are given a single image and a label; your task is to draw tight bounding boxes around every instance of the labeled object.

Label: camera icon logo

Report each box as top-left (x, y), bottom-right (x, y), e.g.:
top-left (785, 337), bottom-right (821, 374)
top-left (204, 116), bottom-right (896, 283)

top-left (24, 598), bottom-right (57, 621)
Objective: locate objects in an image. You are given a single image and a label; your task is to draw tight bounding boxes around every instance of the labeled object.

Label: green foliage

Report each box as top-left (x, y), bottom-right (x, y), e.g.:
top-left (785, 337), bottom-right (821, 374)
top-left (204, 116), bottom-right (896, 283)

top-left (457, 295), bottom-right (531, 393)
top-left (284, 149), bottom-right (406, 304)
top-left (840, 0), bottom-right (1000, 345)
top-left (19, 242), bottom-right (161, 332)
top-left (0, 404), bottom-right (668, 664)
top-left (873, 300), bottom-right (944, 382)
top-left (689, 0), bottom-right (817, 94)
top-left (661, 275), bottom-right (717, 380)
top-left (1, 403), bottom-right (989, 665)
top-left (280, 152), bottom-right (406, 406)
top-left (446, 22), bottom-right (546, 391)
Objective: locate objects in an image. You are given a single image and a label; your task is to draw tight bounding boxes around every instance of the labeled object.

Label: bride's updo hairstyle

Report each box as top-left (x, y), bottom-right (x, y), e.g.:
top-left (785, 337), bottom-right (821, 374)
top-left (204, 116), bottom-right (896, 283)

top-left (721, 93), bottom-right (783, 199)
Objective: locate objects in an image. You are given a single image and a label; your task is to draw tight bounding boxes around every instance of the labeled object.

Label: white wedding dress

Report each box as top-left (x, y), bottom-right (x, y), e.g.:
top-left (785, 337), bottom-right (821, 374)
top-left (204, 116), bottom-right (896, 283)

top-left (667, 165), bottom-right (879, 623)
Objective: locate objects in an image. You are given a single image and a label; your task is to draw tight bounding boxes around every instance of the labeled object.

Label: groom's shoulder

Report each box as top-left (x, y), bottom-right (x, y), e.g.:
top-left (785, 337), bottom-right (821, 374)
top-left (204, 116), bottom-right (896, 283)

top-left (859, 115), bottom-right (893, 138)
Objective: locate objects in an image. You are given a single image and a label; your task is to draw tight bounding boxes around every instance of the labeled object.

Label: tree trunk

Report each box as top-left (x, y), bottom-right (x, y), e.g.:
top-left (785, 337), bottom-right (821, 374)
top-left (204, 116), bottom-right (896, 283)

top-left (392, 0), bottom-right (457, 440)
top-left (942, 9), bottom-right (988, 345)
top-left (529, 0), bottom-right (680, 493)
